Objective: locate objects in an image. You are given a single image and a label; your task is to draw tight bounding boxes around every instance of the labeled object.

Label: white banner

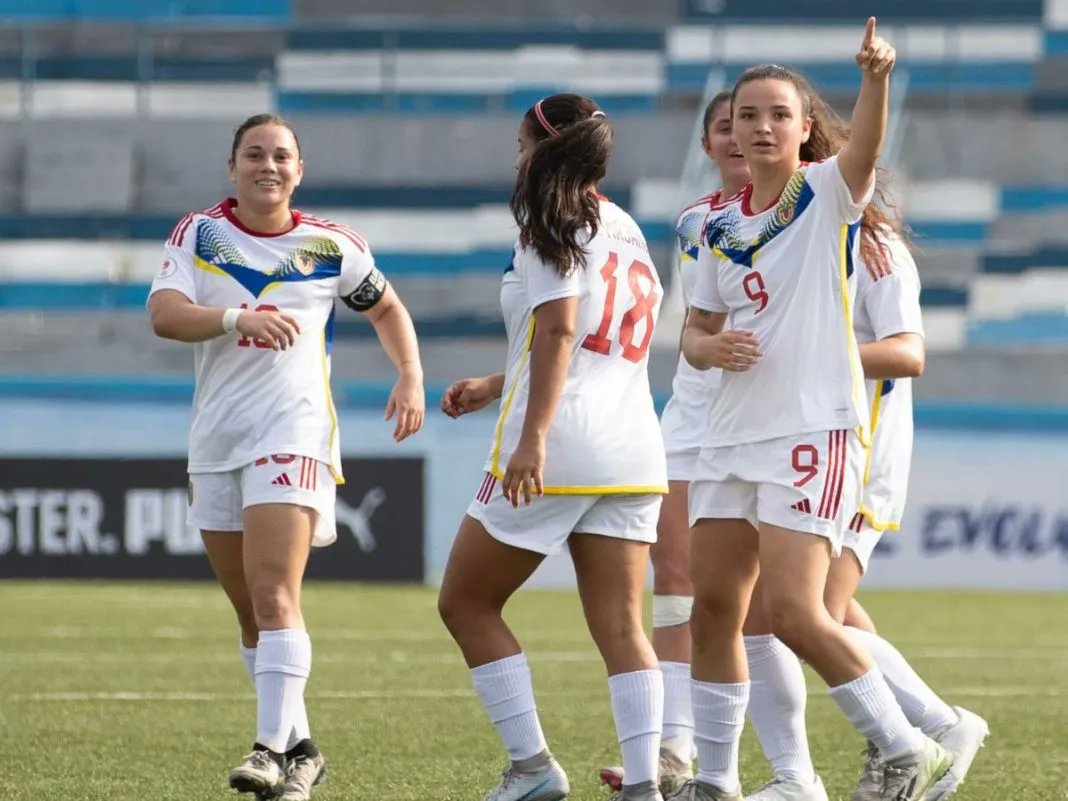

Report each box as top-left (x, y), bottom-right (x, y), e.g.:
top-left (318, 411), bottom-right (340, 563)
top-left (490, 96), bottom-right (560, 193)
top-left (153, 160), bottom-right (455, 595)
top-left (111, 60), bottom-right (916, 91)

top-left (863, 430), bottom-right (1068, 591)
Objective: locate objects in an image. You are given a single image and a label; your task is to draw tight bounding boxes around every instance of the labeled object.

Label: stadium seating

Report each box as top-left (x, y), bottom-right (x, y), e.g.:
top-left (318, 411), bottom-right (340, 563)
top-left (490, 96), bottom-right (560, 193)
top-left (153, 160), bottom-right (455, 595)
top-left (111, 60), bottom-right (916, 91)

top-left (1, 1), bottom-right (1067, 400)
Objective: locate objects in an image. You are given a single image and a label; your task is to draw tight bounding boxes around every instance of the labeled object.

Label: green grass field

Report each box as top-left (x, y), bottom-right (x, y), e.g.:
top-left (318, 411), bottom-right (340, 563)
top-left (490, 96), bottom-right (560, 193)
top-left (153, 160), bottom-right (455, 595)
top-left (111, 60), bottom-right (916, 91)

top-left (1, 582), bottom-right (1065, 801)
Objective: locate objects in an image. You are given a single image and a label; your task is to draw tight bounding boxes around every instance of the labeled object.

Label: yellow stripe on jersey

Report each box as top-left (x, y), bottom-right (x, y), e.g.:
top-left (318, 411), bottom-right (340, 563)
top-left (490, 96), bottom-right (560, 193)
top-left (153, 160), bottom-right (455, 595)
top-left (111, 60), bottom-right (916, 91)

top-left (857, 379), bottom-right (902, 531)
top-left (193, 255), bottom-right (232, 279)
top-left (839, 224), bottom-right (871, 449)
top-left (862, 379), bottom-right (886, 486)
top-left (320, 327), bottom-right (344, 485)
top-left (490, 315), bottom-right (536, 477)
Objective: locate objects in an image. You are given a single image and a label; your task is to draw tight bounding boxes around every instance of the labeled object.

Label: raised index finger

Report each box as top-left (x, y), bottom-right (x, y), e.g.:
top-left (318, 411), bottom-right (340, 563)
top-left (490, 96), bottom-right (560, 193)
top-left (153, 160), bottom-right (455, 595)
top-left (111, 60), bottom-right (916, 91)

top-left (862, 16), bottom-right (876, 48)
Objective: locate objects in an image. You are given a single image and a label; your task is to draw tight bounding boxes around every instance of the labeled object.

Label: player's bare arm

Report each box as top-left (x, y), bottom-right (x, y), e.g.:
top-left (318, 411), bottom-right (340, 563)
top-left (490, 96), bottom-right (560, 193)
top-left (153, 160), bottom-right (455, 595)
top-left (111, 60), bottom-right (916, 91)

top-left (859, 332), bottom-right (925, 380)
top-left (149, 288), bottom-right (300, 349)
top-left (682, 309), bottom-right (762, 372)
top-left (503, 295), bottom-right (577, 507)
top-left (361, 282), bottom-right (426, 441)
top-left (838, 17), bottom-right (896, 203)
top-left (440, 373), bottom-right (505, 418)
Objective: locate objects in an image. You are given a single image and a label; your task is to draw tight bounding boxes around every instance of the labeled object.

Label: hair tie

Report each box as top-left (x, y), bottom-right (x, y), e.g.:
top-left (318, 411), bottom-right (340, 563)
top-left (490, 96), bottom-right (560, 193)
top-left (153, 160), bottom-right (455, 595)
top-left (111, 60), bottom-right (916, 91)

top-left (591, 110), bottom-right (606, 119)
top-left (533, 100), bottom-right (559, 137)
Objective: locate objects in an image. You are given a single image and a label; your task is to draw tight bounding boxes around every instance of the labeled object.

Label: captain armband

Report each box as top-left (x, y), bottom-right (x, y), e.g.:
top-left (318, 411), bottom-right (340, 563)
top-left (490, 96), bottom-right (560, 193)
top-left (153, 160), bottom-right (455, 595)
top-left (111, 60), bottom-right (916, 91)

top-left (341, 267), bottom-right (388, 312)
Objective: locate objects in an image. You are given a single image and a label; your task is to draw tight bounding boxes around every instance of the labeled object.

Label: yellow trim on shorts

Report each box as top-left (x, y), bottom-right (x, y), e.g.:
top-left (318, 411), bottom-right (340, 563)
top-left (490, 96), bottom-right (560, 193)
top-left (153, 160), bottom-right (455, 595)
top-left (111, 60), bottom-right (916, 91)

top-left (839, 225), bottom-right (871, 449)
top-left (321, 327), bottom-right (344, 485)
top-left (857, 504), bottom-right (901, 532)
top-left (490, 315), bottom-right (535, 476)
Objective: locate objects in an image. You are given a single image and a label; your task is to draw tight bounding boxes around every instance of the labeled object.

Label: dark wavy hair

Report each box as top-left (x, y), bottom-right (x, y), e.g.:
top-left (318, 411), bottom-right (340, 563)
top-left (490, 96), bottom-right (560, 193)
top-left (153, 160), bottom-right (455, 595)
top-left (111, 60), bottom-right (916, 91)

top-left (230, 113), bottom-right (302, 164)
top-left (510, 93), bottom-right (613, 276)
top-left (732, 64), bottom-right (905, 263)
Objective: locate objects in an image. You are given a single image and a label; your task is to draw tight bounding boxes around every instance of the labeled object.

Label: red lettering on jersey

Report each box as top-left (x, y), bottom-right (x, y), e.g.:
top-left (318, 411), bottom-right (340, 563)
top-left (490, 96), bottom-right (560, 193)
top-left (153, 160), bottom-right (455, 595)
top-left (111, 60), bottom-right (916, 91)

top-left (743, 271), bottom-right (769, 314)
top-left (581, 252), bottom-right (660, 363)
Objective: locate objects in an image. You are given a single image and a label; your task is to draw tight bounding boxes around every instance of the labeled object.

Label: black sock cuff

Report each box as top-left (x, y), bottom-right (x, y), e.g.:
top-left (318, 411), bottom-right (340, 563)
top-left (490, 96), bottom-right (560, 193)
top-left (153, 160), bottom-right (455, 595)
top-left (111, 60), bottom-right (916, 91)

top-left (285, 739), bottom-right (320, 760)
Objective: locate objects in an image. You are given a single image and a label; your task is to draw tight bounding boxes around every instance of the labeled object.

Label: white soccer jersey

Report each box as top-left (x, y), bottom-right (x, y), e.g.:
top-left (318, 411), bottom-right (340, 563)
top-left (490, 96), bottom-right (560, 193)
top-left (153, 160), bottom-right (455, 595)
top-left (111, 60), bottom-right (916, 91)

top-left (691, 155), bottom-right (872, 448)
top-left (853, 231), bottom-right (924, 530)
top-left (671, 190), bottom-right (725, 406)
top-left (149, 199), bottom-right (385, 479)
top-left (485, 198), bottom-right (668, 493)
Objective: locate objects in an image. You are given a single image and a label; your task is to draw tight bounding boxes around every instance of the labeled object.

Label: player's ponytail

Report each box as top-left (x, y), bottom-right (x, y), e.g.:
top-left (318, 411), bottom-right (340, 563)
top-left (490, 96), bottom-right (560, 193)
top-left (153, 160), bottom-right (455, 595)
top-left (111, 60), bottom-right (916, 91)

top-left (510, 93), bottom-right (613, 276)
top-left (732, 65), bottom-right (906, 261)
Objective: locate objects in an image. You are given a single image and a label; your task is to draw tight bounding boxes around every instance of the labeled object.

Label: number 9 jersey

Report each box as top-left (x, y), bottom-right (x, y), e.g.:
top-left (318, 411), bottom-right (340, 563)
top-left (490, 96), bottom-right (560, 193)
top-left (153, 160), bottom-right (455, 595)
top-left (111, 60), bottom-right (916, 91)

top-left (148, 199), bottom-right (387, 481)
top-left (485, 198), bottom-right (668, 494)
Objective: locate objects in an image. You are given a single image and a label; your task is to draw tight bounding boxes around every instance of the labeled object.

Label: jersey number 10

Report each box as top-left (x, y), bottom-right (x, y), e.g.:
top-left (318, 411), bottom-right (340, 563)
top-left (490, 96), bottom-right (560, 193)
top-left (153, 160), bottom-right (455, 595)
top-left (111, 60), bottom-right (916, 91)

top-left (235, 303), bottom-right (279, 349)
top-left (581, 252), bottom-right (659, 363)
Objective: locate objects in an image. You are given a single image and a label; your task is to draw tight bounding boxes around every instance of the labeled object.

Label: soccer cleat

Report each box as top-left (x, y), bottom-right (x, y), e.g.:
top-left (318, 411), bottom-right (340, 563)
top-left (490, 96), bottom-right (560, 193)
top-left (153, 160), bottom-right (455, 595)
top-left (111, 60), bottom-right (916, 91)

top-left (927, 707), bottom-right (989, 801)
top-left (744, 776), bottom-right (828, 801)
top-left (481, 752), bottom-right (570, 801)
top-left (228, 750), bottom-right (285, 798)
top-left (851, 741), bottom-right (884, 801)
top-left (877, 737), bottom-right (952, 801)
top-left (600, 745), bottom-right (694, 796)
top-left (279, 752), bottom-right (328, 801)
top-left (664, 780), bottom-right (743, 801)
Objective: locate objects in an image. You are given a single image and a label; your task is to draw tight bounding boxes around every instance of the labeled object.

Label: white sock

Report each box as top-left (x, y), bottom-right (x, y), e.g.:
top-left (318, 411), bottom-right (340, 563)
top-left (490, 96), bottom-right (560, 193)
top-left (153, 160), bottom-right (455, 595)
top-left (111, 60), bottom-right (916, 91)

top-left (255, 629), bottom-right (312, 754)
top-left (828, 667), bottom-right (926, 761)
top-left (470, 653), bottom-right (548, 762)
top-left (660, 661), bottom-right (694, 761)
top-left (846, 627), bottom-right (959, 736)
top-left (609, 669), bottom-right (664, 786)
top-left (744, 635), bottom-right (816, 783)
top-left (692, 680), bottom-right (748, 793)
top-left (241, 640), bottom-right (310, 751)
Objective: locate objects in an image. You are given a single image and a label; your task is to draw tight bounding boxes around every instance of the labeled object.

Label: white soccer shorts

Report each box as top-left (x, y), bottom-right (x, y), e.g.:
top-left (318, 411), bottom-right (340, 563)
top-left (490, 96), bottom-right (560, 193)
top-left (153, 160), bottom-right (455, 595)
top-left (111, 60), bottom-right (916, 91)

top-left (659, 392), bottom-right (707, 482)
top-left (688, 429), bottom-right (864, 553)
top-left (188, 453), bottom-right (337, 547)
top-left (842, 512), bottom-right (883, 573)
top-left (466, 472), bottom-right (662, 555)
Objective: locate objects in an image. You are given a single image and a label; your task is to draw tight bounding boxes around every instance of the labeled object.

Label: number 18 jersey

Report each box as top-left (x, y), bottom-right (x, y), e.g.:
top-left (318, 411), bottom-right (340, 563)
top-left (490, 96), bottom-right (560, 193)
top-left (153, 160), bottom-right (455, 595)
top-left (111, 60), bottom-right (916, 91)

top-left (692, 156), bottom-right (872, 448)
top-left (485, 198), bottom-right (668, 493)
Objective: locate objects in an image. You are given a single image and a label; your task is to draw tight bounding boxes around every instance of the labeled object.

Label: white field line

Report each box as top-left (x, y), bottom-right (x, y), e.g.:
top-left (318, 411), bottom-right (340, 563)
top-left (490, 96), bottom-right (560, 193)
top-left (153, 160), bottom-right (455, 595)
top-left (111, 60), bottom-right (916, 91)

top-left (4, 646), bottom-right (1067, 666)
top-left (22, 628), bottom-right (1068, 656)
top-left (11, 685), bottom-right (1068, 703)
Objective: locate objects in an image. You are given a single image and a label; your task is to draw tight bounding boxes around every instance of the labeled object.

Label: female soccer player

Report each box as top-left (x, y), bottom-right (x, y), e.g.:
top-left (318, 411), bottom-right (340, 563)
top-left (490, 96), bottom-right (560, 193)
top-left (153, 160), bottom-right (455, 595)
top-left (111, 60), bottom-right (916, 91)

top-left (148, 114), bottom-right (425, 800)
top-left (679, 20), bottom-right (952, 801)
top-left (600, 90), bottom-right (753, 796)
top-left (437, 93), bottom-right (668, 801)
top-left (743, 224), bottom-right (988, 801)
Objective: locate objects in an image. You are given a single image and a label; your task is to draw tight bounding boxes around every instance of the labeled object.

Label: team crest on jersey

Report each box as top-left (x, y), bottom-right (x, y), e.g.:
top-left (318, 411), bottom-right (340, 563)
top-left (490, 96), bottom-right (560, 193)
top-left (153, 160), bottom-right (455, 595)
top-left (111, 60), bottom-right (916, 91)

top-left (193, 221), bottom-right (343, 298)
top-left (704, 170), bottom-right (814, 268)
top-left (158, 258), bottom-right (177, 279)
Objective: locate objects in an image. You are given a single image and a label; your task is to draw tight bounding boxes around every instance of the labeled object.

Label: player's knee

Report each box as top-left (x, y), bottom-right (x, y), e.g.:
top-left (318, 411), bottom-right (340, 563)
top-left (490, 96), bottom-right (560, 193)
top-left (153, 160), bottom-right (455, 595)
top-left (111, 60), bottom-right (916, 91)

top-left (763, 595), bottom-right (818, 652)
top-left (691, 586), bottom-right (745, 638)
top-left (437, 587), bottom-right (490, 636)
top-left (249, 583), bottom-right (300, 629)
top-left (651, 556), bottom-right (692, 596)
top-left (652, 594), bottom-right (693, 629)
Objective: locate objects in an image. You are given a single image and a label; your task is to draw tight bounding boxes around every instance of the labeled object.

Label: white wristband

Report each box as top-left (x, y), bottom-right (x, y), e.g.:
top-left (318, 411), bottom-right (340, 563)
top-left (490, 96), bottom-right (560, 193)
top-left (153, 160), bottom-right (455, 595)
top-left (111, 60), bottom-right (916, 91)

top-left (221, 308), bottom-right (243, 333)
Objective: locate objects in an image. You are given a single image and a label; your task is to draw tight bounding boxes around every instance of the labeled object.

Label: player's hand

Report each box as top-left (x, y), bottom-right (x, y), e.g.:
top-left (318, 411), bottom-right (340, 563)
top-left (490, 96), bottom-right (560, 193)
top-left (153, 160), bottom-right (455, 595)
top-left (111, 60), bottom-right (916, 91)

top-left (440, 376), bottom-right (498, 418)
top-left (855, 17), bottom-right (895, 77)
top-left (502, 437), bottom-right (545, 508)
top-left (234, 309), bottom-right (301, 350)
top-left (705, 330), bottom-right (762, 372)
top-left (385, 368), bottom-right (425, 442)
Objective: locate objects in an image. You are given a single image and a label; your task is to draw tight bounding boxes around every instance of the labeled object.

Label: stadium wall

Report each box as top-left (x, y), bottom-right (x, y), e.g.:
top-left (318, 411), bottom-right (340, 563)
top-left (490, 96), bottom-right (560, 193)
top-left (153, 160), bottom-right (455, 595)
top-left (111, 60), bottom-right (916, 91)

top-left (1, 400), bottom-right (1065, 591)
